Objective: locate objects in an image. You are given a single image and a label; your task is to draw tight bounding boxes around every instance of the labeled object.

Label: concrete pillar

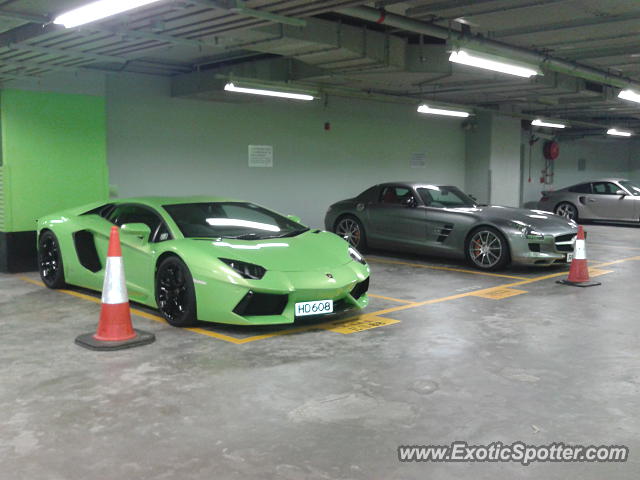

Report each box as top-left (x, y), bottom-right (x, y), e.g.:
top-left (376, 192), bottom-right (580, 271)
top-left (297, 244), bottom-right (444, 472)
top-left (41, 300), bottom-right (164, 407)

top-left (465, 112), bottom-right (522, 206)
top-left (0, 89), bottom-right (108, 272)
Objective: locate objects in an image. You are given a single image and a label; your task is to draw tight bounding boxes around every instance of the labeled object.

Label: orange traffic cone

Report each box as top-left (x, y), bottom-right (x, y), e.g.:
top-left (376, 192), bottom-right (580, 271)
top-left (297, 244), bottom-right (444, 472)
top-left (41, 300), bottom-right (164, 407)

top-left (75, 226), bottom-right (155, 350)
top-left (556, 225), bottom-right (601, 287)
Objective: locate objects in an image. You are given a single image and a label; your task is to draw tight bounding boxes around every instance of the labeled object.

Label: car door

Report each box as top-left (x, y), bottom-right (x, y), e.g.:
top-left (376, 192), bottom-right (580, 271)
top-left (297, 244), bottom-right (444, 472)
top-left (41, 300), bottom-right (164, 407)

top-left (366, 185), bottom-right (426, 247)
top-left (588, 182), bottom-right (636, 221)
top-left (99, 204), bottom-right (168, 302)
top-left (619, 181), bottom-right (640, 221)
top-left (417, 186), bottom-right (473, 254)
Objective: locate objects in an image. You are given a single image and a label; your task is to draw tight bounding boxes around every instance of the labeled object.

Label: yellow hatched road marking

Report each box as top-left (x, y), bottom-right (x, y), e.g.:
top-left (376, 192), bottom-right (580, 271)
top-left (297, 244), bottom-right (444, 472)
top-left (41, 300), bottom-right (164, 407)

top-left (323, 316), bottom-right (400, 334)
top-left (588, 268), bottom-right (614, 278)
top-left (472, 288), bottom-right (528, 300)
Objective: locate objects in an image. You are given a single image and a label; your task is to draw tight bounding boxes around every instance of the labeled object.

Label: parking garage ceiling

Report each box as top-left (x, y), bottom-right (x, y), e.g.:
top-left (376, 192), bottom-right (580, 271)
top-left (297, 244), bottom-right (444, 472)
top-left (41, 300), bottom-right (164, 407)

top-left (1, 0), bottom-right (640, 131)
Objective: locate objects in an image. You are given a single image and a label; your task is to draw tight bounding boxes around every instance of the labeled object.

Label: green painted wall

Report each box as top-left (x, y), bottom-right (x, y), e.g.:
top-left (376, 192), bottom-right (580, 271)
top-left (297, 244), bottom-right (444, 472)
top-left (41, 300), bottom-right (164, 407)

top-left (0, 89), bottom-right (108, 232)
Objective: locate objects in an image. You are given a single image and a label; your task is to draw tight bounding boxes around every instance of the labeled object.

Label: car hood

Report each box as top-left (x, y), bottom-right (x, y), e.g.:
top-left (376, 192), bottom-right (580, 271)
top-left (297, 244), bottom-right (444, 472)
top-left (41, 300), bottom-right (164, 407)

top-left (447, 205), bottom-right (576, 232)
top-left (187, 230), bottom-right (353, 272)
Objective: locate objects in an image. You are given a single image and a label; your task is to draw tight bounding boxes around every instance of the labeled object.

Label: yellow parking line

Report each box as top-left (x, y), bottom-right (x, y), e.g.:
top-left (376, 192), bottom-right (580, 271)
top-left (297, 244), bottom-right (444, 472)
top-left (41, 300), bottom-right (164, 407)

top-left (366, 256), bottom-right (528, 280)
top-left (368, 293), bottom-right (415, 304)
top-left (18, 276), bottom-right (247, 345)
top-left (19, 253), bottom-right (639, 345)
top-left (592, 255), bottom-right (640, 267)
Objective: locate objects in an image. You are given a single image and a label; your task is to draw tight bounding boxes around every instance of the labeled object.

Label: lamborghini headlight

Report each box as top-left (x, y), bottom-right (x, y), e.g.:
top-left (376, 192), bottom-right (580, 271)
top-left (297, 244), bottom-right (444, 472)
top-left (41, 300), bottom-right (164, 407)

top-left (349, 247), bottom-right (367, 265)
top-left (220, 258), bottom-right (266, 280)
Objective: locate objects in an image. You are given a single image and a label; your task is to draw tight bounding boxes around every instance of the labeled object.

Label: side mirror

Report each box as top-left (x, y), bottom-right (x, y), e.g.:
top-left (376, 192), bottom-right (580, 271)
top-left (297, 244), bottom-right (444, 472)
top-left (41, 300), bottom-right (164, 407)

top-left (402, 197), bottom-right (417, 208)
top-left (615, 189), bottom-right (627, 196)
top-left (120, 223), bottom-right (151, 241)
top-left (287, 214), bottom-right (301, 224)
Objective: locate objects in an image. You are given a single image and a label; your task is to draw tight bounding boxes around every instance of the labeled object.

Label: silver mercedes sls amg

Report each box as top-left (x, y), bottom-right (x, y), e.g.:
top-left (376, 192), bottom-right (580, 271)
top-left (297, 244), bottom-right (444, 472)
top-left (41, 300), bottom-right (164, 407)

top-left (325, 182), bottom-right (578, 270)
top-left (538, 178), bottom-right (640, 222)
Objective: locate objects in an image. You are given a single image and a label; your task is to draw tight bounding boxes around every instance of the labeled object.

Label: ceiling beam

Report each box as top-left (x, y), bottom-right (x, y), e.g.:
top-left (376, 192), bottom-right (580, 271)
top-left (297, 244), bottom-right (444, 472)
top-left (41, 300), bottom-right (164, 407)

top-left (185, 0), bottom-right (306, 27)
top-left (492, 11), bottom-right (640, 38)
top-left (4, 43), bottom-right (126, 65)
top-left (421, 0), bottom-right (567, 22)
top-left (561, 43), bottom-right (640, 61)
top-left (0, 9), bottom-right (48, 23)
top-left (406, 0), bottom-right (497, 17)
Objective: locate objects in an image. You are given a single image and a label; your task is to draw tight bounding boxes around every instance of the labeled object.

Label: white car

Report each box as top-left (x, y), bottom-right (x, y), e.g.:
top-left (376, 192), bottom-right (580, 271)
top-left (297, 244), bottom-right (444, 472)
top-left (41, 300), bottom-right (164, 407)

top-left (538, 178), bottom-right (640, 222)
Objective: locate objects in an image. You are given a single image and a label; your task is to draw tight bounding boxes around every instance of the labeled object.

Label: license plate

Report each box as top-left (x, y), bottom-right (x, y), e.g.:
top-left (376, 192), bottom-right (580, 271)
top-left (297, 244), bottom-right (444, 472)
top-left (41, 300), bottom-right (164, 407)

top-left (566, 253), bottom-right (574, 263)
top-left (295, 299), bottom-right (333, 317)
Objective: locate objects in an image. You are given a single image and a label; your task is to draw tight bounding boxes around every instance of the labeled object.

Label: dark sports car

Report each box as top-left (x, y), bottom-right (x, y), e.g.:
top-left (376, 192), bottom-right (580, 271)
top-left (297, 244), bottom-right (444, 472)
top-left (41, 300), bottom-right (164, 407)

top-left (325, 182), bottom-right (578, 270)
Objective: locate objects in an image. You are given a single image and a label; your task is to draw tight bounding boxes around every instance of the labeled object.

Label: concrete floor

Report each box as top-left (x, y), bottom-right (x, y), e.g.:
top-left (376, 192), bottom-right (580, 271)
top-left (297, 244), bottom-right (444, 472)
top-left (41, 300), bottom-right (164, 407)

top-left (1, 224), bottom-right (639, 479)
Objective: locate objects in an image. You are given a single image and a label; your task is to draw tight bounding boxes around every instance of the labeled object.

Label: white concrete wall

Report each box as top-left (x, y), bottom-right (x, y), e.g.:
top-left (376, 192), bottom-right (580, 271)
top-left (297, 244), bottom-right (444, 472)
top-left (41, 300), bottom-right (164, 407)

top-left (106, 73), bottom-right (467, 227)
top-left (5, 70), bottom-right (640, 219)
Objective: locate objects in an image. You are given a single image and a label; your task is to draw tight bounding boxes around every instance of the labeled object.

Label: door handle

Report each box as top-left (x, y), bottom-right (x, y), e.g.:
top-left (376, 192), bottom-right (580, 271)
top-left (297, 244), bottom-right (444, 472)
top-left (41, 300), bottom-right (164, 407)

top-left (587, 198), bottom-right (596, 203)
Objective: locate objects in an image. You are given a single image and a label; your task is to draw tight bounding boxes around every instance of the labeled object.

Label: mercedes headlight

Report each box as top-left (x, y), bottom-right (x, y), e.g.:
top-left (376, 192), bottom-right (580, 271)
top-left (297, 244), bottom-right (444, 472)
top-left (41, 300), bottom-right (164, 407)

top-left (349, 247), bottom-right (367, 265)
top-left (220, 258), bottom-right (266, 279)
top-left (509, 221), bottom-right (545, 240)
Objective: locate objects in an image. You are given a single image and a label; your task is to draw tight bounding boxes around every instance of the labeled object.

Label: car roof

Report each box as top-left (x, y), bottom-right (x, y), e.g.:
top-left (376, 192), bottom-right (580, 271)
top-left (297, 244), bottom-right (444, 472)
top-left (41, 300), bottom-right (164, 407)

top-left (375, 182), bottom-right (460, 189)
top-left (572, 178), bottom-right (630, 184)
top-left (112, 196), bottom-right (244, 208)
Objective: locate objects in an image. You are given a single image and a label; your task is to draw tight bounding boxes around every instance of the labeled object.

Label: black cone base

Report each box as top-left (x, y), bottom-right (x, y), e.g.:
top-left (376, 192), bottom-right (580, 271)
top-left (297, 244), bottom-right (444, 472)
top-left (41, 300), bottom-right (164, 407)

top-left (556, 279), bottom-right (601, 288)
top-left (75, 329), bottom-right (156, 351)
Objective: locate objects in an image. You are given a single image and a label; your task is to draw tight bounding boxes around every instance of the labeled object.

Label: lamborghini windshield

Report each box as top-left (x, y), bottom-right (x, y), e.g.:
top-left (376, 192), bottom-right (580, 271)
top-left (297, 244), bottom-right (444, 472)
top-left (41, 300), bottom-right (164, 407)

top-left (417, 186), bottom-right (477, 208)
top-left (164, 202), bottom-right (308, 239)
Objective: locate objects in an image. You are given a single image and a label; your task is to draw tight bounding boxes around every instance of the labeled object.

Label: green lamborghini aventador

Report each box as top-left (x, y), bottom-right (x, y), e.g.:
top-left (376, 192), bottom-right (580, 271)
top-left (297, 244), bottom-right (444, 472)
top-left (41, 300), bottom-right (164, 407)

top-left (37, 197), bottom-right (370, 327)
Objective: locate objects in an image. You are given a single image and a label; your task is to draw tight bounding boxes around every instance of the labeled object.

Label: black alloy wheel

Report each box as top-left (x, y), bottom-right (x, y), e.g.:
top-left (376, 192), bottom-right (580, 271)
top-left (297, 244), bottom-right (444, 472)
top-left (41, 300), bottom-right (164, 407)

top-left (155, 256), bottom-right (197, 327)
top-left (38, 231), bottom-right (66, 288)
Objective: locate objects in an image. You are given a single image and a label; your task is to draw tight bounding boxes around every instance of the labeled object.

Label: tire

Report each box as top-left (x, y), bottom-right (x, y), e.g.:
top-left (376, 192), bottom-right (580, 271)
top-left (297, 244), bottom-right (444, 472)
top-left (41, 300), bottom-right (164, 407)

top-left (38, 230), bottom-right (66, 289)
top-left (155, 256), bottom-right (197, 327)
top-left (465, 227), bottom-right (510, 271)
top-left (555, 202), bottom-right (579, 221)
top-left (334, 215), bottom-right (367, 251)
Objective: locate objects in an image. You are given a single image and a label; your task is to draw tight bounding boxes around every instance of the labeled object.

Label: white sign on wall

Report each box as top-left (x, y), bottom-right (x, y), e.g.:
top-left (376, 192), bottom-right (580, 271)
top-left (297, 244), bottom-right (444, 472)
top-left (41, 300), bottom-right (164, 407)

top-left (248, 145), bottom-right (273, 167)
top-left (410, 152), bottom-right (427, 168)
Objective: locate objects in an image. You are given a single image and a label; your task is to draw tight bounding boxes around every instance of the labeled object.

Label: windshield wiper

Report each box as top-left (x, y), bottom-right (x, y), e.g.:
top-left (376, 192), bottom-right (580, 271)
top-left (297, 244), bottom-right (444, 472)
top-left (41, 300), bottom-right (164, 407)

top-left (273, 228), bottom-right (310, 238)
top-left (224, 233), bottom-right (263, 240)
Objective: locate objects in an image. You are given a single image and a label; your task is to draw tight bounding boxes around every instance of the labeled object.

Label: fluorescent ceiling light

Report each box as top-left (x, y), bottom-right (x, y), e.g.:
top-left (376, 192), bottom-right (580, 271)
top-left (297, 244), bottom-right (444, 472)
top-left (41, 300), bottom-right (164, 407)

top-left (54, 0), bottom-right (163, 28)
top-left (618, 89), bottom-right (640, 103)
top-left (607, 128), bottom-right (633, 137)
top-left (531, 119), bottom-right (566, 129)
top-left (417, 104), bottom-right (470, 118)
top-left (224, 82), bottom-right (314, 101)
top-left (449, 50), bottom-right (539, 78)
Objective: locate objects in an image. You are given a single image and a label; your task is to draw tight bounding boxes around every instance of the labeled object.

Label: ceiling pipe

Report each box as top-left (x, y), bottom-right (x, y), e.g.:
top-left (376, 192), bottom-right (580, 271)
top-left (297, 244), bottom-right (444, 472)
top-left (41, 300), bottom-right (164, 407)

top-left (338, 5), bottom-right (640, 92)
